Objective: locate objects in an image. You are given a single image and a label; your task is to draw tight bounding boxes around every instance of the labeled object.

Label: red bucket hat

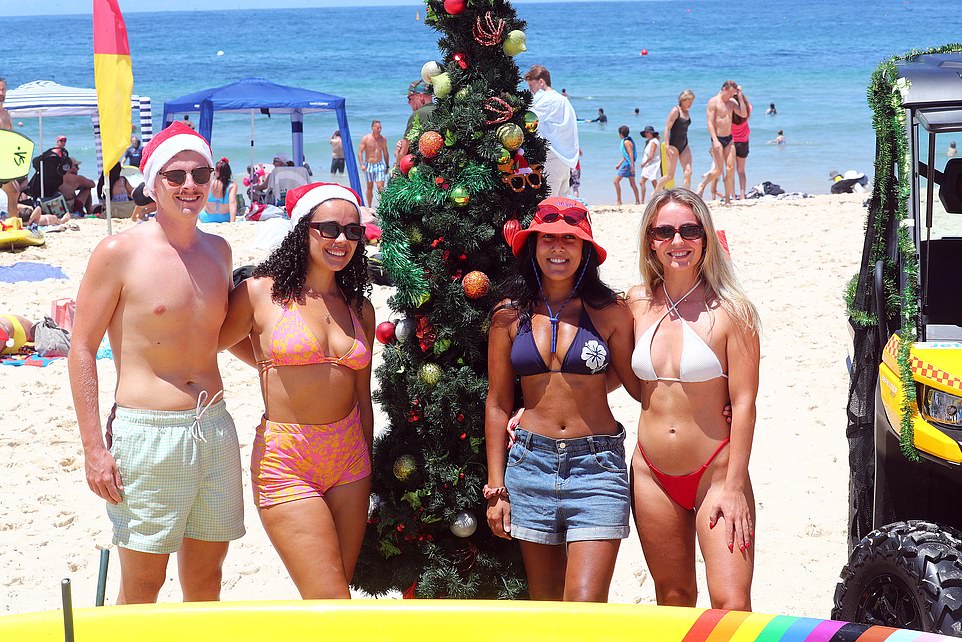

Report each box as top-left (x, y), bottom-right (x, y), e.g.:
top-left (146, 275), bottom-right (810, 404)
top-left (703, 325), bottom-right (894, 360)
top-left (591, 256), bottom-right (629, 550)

top-left (510, 197), bottom-right (607, 264)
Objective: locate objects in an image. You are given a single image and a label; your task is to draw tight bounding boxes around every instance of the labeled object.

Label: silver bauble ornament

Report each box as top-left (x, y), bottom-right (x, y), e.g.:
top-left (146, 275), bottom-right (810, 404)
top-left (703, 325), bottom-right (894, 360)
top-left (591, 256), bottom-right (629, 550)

top-left (395, 318), bottom-right (416, 343)
top-left (450, 510), bottom-right (478, 538)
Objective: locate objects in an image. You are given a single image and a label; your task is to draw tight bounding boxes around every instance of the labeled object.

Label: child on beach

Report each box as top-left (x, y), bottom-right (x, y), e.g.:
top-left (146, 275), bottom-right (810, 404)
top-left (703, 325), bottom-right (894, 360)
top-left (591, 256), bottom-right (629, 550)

top-left (639, 125), bottom-right (661, 203)
top-left (613, 125), bottom-right (640, 206)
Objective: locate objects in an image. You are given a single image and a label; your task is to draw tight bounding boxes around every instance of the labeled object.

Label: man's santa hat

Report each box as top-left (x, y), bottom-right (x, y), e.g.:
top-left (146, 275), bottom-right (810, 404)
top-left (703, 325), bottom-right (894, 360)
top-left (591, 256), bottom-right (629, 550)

top-left (139, 121), bottom-right (214, 198)
top-left (285, 182), bottom-right (361, 223)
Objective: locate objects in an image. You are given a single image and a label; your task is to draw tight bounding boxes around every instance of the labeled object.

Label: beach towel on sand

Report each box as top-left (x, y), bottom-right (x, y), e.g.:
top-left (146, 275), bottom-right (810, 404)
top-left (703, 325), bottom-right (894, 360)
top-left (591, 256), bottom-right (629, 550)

top-left (0, 262), bottom-right (68, 283)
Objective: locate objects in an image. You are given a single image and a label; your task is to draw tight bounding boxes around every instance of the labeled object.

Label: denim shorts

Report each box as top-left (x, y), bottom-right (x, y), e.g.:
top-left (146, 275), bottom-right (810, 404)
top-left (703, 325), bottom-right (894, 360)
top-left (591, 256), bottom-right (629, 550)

top-left (617, 161), bottom-right (635, 178)
top-left (504, 427), bottom-right (630, 545)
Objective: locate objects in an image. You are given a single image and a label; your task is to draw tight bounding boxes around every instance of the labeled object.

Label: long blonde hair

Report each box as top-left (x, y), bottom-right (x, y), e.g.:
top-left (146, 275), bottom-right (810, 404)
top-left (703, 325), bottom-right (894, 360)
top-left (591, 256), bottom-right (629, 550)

top-left (639, 188), bottom-right (760, 332)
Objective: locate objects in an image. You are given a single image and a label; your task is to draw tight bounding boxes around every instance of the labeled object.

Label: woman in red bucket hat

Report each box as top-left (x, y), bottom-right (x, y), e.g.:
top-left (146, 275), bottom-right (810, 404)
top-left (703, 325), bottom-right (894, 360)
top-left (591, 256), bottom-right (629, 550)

top-left (484, 196), bottom-right (639, 601)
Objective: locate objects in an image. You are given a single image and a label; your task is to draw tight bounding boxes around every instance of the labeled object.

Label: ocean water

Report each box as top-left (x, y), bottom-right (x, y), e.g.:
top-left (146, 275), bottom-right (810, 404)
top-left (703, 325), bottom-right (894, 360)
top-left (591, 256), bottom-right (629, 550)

top-left (4, 0), bottom-right (962, 206)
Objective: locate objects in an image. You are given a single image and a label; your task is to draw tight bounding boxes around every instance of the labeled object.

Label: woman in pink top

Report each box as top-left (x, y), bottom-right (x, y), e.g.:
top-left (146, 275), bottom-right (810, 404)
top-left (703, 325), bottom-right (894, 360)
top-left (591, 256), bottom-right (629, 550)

top-left (220, 182), bottom-right (374, 599)
top-left (731, 92), bottom-right (752, 200)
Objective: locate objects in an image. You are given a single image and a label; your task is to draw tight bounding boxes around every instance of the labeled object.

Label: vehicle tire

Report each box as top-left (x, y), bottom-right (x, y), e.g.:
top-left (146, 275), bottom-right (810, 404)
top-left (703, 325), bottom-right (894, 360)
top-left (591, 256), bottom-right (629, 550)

top-left (833, 521), bottom-right (962, 635)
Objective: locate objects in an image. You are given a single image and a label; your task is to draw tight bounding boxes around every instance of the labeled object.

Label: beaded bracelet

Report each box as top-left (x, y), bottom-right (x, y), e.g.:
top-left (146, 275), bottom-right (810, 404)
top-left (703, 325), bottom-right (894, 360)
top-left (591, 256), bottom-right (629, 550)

top-left (482, 484), bottom-right (509, 500)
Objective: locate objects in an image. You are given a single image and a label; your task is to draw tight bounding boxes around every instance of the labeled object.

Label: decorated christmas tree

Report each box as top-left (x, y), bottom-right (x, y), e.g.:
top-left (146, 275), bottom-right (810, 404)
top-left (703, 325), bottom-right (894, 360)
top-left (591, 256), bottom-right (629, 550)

top-left (352, 0), bottom-right (548, 599)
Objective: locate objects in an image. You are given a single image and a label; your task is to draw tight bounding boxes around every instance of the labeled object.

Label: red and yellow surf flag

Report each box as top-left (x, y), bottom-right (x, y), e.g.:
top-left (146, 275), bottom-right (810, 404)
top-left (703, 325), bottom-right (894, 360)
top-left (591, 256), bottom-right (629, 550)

top-left (93, 0), bottom-right (133, 172)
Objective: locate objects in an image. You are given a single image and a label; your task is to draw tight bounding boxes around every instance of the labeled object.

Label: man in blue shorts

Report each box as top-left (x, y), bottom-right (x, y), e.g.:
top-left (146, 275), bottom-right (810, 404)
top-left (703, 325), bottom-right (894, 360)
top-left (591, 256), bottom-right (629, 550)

top-left (357, 119), bottom-right (389, 206)
top-left (68, 121), bottom-right (244, 605)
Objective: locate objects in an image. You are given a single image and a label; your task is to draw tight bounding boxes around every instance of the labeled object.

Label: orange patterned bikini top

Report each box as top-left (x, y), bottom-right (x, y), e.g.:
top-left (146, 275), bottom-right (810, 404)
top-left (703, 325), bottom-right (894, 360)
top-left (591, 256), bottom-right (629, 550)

top-left (260, 300), bottom-right (371, 372)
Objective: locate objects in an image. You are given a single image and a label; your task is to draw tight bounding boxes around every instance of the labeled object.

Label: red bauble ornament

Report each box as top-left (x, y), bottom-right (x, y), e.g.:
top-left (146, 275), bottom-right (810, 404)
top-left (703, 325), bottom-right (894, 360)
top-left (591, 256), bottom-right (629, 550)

top-left (375, 321), bottom-right (396, 344)
top-left (452, 51), bottom-right (469, 69)
top-left (444, 0), bottom-right (466, 15)
top-left (462, 271), bottom-right (491, 300)
top-left (641, 48), bottom-right (649, 56)
top-left (502, 217), bottom-right (521, 246)
top-left (399, 154), bottom-right (416, 176)
top-left (419, 131), bottom-right (444, 158)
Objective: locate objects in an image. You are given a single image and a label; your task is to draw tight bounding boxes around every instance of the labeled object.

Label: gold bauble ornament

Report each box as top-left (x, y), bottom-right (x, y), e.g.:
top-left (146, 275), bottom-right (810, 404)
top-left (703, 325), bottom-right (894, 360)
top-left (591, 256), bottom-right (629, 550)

top-left (497, 123), bottom-right (524, 151)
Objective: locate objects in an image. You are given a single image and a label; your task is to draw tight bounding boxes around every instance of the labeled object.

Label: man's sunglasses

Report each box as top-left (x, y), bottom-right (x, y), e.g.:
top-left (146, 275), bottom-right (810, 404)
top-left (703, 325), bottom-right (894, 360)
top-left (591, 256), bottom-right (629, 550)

top-left (539, 209), bottom-right (588, 226)
top-left (308, 221), bottom-right (366, 242)
top-left (648, 224), bottom-right (706, 241)
top-left (158, 167), bottom-right (215, 186)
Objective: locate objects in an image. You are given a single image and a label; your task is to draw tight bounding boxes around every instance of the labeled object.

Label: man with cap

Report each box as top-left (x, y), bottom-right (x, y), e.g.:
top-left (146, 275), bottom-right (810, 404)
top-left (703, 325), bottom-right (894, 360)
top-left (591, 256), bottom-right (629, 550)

top-left (68, 121), bottom-right (245, 605)
top-left (395, 79), bottom-right (435, 163)
top-left (58, 158), bottom-right (95, 216)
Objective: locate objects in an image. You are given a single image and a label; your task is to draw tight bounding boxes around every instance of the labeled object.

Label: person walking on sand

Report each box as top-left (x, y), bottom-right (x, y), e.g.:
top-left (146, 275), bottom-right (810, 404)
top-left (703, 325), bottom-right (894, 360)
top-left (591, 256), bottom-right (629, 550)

top-left (656, 90), bottom-right (695, 192)
top-left (731, 90), bottom-right (753, 200)
top-left (68, 122), bottom-right (244, 605)
top-left (357, 120), bottom-right (389, 206)
top-left (696, 81), bottom-right (746, 205)
top-left (613, 125), bottom-right (640, 206)
top-left (219, 182), bottom-right (374, 599)
top-left (639, 125), bottom-right (661, 203)
top-left (627, 188), bottom-right (760, 609)
top-left (524, 65), bottom-right (580, 198)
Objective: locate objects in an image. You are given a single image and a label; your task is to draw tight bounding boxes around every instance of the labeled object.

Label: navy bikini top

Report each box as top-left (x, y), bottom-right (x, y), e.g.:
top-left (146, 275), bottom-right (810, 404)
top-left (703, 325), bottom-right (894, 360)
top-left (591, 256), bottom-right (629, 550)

top-left (510, 306), bottom-right (610, 376)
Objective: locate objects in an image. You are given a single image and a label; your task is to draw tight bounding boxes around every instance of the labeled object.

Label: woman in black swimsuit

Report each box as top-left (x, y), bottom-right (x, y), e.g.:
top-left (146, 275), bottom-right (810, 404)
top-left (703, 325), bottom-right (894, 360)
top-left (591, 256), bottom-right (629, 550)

top-left (656, 90), bottom-right (695, 192)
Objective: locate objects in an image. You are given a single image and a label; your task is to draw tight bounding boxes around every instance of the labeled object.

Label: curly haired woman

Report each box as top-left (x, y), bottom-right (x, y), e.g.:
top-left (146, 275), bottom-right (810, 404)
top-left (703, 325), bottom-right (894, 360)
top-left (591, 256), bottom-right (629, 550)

top-left (219, 182), bottom-right (374, 598)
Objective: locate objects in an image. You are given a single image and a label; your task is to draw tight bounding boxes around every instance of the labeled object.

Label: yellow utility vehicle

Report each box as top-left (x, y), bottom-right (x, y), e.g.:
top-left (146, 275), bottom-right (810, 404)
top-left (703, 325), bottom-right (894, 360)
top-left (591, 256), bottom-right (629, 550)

top-left (834, 49), bottom-right (962, 634)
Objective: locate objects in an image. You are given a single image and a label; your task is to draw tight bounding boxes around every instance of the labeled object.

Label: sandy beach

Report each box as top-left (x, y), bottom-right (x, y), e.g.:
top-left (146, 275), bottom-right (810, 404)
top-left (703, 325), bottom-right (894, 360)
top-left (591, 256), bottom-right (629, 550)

top-left (0, 192), bottom-right (866, 616)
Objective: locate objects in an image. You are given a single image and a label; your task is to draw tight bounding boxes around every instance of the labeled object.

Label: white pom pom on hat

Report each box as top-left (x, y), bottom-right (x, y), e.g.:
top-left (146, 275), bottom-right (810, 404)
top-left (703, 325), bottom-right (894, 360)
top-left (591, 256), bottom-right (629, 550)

top-left (139, 121), bottom-right (214, 198)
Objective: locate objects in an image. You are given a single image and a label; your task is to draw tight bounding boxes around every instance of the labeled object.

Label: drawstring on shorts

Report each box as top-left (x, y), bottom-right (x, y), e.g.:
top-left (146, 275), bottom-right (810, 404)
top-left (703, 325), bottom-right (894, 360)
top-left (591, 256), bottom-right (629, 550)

top-left (189, 390), bottom-right (223, 443)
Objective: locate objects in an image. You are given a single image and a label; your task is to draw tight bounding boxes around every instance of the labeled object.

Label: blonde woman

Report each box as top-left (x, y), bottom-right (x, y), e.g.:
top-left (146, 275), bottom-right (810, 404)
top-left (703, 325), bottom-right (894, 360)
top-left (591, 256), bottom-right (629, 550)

top-left (656, 90), bottom-right (695, 191)
top-left (627, 188), bottom-right (760, 609)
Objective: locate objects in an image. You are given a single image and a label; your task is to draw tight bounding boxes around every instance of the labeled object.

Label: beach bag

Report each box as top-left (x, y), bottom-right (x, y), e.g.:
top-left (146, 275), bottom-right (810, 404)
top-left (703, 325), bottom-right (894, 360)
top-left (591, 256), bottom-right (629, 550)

top-left (33, 315), bottom-right (71, 357)
top-left (50, 297), bottom-right (76, 331)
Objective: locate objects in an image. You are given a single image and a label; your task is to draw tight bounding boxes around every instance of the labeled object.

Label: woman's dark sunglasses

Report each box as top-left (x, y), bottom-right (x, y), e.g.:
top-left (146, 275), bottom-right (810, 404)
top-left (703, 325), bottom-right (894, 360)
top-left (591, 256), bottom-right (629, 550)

top-left (309, 221), bottom-right (366, 242)
top-left (539, 209), bottom-right (588, 226)
top-left (648, 224), bottom-right (706, 241)
top-left (158, 167), bottom-right (214, 186)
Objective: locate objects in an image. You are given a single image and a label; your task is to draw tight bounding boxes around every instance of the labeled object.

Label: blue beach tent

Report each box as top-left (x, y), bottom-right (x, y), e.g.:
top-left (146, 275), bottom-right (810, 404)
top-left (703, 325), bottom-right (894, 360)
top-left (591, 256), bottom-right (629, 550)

top-left (162, 78), bottom-right (364, 203)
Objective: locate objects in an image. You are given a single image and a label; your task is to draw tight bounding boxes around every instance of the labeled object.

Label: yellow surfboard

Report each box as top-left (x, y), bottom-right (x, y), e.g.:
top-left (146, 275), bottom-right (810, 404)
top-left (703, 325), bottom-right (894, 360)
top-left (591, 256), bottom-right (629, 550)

top-left (660, 143), bottom-right (675, 189)
top-left (0, 130), bottom-right (35, 182)
top-left (0, 600), bottom-right (948, 642)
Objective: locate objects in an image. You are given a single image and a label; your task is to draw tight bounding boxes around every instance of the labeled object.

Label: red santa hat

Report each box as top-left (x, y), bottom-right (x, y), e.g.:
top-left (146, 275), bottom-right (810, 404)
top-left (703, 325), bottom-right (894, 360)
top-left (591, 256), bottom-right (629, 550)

top-left (139, 121), bottom-right (214, 198)
top-left (285, 182), bottom-right (362, 224)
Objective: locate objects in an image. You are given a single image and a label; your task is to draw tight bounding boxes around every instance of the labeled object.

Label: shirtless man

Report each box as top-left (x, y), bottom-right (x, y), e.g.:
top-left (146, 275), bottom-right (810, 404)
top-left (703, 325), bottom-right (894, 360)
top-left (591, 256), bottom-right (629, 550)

top-left (697, 80), bottom-right (747, 205)
top-left (59, 159), bottom-right (95, 215)
top-left (357, 120), bottom-right (389, 206)
top-left (68, 122), bottom-right (244, 605)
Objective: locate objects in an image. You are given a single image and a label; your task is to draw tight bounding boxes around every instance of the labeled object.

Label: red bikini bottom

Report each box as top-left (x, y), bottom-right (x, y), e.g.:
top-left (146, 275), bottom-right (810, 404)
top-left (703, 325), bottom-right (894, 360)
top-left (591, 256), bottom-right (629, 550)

top-left (637, 439), bottom-right (730, 511)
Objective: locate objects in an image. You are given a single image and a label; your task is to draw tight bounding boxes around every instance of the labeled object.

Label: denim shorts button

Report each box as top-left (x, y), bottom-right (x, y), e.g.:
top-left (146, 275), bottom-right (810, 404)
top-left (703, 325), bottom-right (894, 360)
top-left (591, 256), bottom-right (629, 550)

top-left (558, 442), bottom-right (566, 449)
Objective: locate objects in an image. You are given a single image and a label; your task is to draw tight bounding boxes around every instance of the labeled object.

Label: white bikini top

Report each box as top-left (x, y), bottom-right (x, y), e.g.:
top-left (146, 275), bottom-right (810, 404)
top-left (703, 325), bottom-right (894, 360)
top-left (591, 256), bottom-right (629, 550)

top-left (631, 280), bottom-right (728, 383)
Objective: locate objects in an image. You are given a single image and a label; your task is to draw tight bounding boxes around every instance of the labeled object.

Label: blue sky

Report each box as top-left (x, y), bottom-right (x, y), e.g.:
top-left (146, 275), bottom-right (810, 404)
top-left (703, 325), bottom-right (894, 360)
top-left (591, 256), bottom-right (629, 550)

top-left (2, 0), bottom-right (610, 17)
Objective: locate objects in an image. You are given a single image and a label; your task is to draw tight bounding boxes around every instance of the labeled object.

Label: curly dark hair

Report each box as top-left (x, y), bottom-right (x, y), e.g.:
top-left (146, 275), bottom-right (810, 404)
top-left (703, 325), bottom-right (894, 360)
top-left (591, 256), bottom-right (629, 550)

top-left (251, 212), bottom-right (370, 311)
top-left (498, 235), bottom-right (618, 325)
